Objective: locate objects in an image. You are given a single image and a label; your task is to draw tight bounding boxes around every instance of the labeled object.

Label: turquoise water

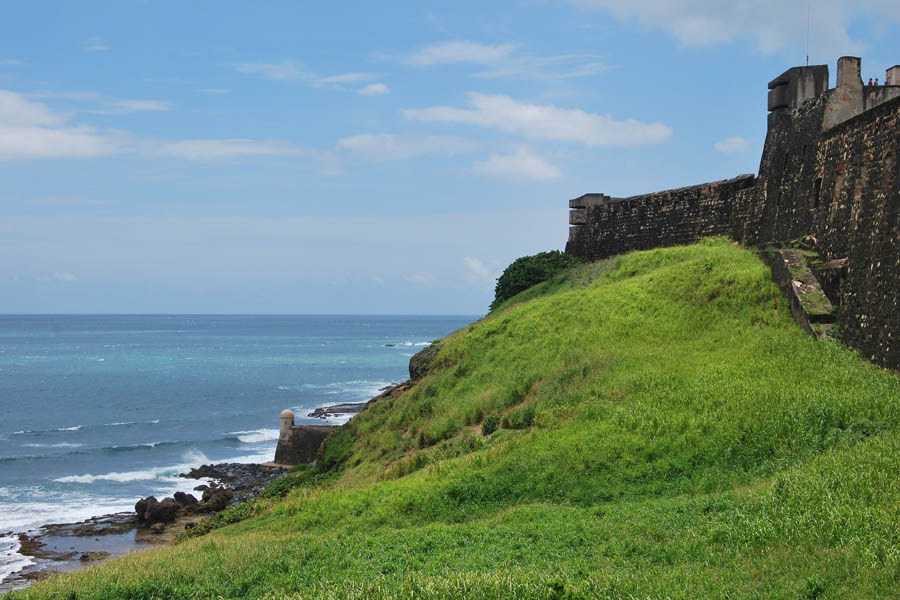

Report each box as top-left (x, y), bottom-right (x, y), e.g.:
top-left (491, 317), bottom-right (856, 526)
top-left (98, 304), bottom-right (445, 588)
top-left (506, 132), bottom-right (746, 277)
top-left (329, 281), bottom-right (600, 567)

top-left (0, 314), bottom-right (475, 582)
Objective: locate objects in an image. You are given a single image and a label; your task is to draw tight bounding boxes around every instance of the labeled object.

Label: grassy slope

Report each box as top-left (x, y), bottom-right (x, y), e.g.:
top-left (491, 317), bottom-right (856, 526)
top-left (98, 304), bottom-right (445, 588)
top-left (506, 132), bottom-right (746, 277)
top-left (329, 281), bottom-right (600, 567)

top-left (13, 238), bottom-right (900, 599)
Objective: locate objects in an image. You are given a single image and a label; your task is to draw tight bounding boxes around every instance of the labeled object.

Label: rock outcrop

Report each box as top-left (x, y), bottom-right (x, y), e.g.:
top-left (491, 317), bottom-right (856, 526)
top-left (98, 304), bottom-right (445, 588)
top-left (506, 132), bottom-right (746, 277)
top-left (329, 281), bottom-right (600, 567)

top-left (409, 342), bottom-right (441, 380)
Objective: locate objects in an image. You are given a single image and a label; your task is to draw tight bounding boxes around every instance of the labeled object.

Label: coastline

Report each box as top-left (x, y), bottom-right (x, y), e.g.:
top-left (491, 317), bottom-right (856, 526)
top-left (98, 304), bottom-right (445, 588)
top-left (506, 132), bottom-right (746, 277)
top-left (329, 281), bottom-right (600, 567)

top-left (1, 362), bottom-right (424, 593)
top-left (0, 392), bottom-right (394, 595)
top-left (0, 316), bottom-right (450, 596)
top-left (0, 462), bottom-right (289, 594)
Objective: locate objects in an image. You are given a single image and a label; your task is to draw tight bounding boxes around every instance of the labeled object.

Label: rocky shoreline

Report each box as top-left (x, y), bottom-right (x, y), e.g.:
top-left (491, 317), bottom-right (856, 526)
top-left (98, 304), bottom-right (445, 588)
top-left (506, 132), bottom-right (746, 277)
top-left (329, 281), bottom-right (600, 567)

top-left (305, 382), bottom-right (410, 421)
top-left (0, 462), bottom-right (288, 592)
top-left (1, 379), bottom-right (430, 593)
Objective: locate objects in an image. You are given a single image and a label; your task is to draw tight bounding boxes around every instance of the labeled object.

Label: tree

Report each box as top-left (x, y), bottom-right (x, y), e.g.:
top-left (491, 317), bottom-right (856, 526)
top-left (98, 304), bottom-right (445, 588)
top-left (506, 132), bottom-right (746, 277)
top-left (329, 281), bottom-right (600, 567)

top-left (490, 251), bottom-right (585, 311)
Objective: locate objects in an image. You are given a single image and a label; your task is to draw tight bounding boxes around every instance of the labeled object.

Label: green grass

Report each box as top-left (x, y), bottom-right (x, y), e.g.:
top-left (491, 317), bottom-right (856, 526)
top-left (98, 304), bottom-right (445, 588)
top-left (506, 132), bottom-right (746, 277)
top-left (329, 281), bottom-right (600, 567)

top-left (13, 238), bottom-right (900, 599)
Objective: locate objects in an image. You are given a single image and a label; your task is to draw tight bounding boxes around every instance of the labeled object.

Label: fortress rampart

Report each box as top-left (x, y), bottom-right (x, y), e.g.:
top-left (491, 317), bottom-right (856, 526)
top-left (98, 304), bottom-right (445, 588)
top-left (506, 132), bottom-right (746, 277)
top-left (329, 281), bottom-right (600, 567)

top-left (566, 57), bottom-right (900, 370)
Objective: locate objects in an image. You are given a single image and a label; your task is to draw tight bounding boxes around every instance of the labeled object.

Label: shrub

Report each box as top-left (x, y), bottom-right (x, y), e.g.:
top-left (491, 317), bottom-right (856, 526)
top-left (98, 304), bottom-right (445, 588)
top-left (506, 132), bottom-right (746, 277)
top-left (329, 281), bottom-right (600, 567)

top-left (502, 406), bottom-right (536, 430)
top-left (482, 415), bottom-right (500, 436)
top-left (491, 251), bottom-right (586, 311)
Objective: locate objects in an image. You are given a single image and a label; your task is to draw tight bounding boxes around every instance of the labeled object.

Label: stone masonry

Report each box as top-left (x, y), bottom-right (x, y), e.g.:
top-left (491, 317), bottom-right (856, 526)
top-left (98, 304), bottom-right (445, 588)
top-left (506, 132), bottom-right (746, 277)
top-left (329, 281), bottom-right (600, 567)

top-left (566, 57), bottom-right (900, 370)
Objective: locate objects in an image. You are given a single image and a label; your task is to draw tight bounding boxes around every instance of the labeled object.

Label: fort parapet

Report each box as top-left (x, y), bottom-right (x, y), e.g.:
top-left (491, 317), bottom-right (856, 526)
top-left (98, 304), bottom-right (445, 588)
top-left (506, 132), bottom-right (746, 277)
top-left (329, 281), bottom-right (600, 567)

top-left (566, 57), bottom-right (900, 370)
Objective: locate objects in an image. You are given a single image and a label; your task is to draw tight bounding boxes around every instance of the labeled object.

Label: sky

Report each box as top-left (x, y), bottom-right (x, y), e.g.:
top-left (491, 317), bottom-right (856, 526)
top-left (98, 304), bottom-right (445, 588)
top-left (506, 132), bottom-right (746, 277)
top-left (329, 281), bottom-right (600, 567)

top-left (1, 1), bottom-right (899, 314)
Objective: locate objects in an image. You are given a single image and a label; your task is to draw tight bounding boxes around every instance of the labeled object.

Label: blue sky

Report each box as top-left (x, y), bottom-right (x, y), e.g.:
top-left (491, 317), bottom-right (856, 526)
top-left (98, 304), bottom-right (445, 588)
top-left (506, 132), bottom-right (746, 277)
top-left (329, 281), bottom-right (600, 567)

top-left (2, 0), bottom-right (898, 314)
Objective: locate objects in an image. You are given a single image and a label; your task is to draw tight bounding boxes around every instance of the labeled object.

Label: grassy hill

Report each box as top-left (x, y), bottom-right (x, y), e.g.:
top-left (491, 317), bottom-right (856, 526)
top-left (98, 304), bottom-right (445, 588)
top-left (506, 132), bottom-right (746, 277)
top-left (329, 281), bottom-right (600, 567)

top-left (13, 238), bottom-right (900, 599)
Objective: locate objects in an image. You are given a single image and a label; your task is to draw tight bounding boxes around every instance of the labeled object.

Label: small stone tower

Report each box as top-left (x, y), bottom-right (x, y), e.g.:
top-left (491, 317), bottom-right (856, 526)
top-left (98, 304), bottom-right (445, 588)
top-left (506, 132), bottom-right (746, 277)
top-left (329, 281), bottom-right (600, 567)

top-left (279, 409), bottom-right (294, 439)
top-left (273, 408), bottom-right (335, 465)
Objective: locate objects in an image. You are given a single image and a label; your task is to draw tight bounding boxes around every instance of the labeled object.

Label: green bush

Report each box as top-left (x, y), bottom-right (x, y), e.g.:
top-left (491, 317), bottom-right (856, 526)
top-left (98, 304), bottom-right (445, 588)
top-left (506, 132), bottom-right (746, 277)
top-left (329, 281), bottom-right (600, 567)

top-left (501, 406), bottom-right (535, 430)
top-left (482, 415), bottom-right (500, 436)
top-left (491, 251), bottom-right (586, 311)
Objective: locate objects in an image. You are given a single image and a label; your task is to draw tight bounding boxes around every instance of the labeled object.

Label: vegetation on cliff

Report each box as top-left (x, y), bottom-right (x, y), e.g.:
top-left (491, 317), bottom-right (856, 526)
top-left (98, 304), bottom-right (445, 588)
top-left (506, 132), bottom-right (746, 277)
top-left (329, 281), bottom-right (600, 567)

top-left (489, 249), bottom-right (585, 311)
top-left (13, 238), bottom-right (900, 599)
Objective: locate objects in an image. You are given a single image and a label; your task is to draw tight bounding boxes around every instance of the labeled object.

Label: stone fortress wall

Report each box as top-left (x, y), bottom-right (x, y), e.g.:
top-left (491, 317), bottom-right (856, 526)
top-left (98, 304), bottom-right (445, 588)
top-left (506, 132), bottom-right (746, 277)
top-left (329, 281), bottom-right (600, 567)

top-left (566, 57), bottom-right (900, 370)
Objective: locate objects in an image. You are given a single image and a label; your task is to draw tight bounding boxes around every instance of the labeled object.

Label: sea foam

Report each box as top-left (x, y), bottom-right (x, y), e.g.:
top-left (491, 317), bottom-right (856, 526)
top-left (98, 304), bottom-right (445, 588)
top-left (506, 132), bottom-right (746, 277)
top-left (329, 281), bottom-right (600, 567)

top-left (231, 429), bottom-right (280, 444)
top-left (0, 535), bottom-right (34, 584)
top-left (54, 449), bottom-right (212, 484)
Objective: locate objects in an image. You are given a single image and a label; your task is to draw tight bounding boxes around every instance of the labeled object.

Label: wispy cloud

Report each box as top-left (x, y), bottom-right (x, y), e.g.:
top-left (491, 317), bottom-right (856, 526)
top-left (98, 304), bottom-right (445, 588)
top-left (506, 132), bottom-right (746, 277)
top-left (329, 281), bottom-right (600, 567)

top-left (317, 72), bottom-right (380, 85)
top-left (0, 90), bottom-right (122, 159)
top-left (0, 90), bottom-right (313, 161)
top-left (469, 147), bottom-right (563, 182)
top-left (407, 41), bottom-right (522, 66)
top-left (28, 91), bottom-right (172, 115)
top-left (93, 99), bottom-right (173, 115)
top-left (153, 139), bottom-right (310, 160)
top-left (404, 93), bottom-right (672, 148)
top-left (714, 136), bottom-right (751, 154)
top-left (461, 256), bottom-right (500, 289)
top-left (560, 0), bottom-right (894, 55)
top-left (336, 133), bottom-right (479, 162)
top-left (401, 40), bottom-right (612, 81)
top-left (232, 60), bottom-right (384, 91)
top-left (196, 88), bottom-right (229, 95)
top-left (82, 37), bottom-right (111, 52)
top-left (0, 59), bottom-right (29, 68)
top-left (358, 83), bottom-right (390, 96)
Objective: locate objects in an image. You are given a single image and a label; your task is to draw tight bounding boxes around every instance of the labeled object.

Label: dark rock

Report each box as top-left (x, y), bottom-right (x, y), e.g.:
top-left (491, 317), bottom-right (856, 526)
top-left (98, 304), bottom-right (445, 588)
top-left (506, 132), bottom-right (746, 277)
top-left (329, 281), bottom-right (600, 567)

top-left (194, 484), bottom-right (209, 492)
top-left (200, 486), bottom-right (233, 512)
top-left (79, 551), bottom-right (110, 562)
top-left (306, 403), bottom-right (367, 419)
top-left (149, 498), bottom-right (179, 524)
top-left (136, 496), bottom-right (178, 526)
top-left (149, 523), bottom-right (166, 534)
top-left (409, 342), bottom-right (441, 380)
top-left (173, 491), bottom-right (199, 512)
top-left (134, 496), bottom-right (156, 524)
top-left (181, 464), bottom-right (235, 482)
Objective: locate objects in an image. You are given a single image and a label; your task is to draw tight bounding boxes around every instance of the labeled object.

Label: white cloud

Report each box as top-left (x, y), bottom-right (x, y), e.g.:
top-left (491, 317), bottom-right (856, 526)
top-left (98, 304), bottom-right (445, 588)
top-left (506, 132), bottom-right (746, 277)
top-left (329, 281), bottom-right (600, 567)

top-left (82, 38), bottom-right (111, 52)
top-left (153, 139), bottom-right (310, 160)
top-left (197, 88), bottom-right (229, 95)
top-left (29, 91), bottom-right (104, 102)
top-left (0, 90), bottom-right (312, 161)
top-left (470, 147), bottom-right (563, 182)
top-left (404, 93), bottom-right (672, 148)
top-left (0, 92), bottom-right (124, 159)
top-left (317, 72), bottom-right (379, 84)
top-left (336, 133), bottom-right (479, 162)
top-left (358, 83), bottom-right (389, 96)
top-left (0, 59), bottom-right (28, 67)
top-left (233, 61), bottom-right (381, 90)
top-left (94, 99), bottom-right (173, 115)
top-left (714, 136), bottom-right (752, 154)
top-left (402, 40), bottom-right (611, 80)
top-left (27, 91), bottom-right (171, 115)
top-left (561, 0), bottom-right (900, 55)
top-left (461, 256), bottom-right (499, 289)
top-left (0, 124), bottom-right (124, 160)
top-left (407, 41), bottom-right (522, 66)
top-left (0, 90), bottom-right (65, 127)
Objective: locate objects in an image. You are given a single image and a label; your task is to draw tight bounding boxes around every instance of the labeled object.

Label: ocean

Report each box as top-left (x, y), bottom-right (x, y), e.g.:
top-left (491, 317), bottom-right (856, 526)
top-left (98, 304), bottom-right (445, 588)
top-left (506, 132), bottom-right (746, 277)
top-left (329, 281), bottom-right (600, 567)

top-left (0, 314), bottom-right (476, 585)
